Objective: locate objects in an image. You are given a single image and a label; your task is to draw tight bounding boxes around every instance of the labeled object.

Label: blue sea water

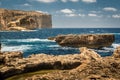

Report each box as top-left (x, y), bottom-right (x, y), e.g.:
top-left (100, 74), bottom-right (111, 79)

top-left (0, 28), bottom-right (120, 57)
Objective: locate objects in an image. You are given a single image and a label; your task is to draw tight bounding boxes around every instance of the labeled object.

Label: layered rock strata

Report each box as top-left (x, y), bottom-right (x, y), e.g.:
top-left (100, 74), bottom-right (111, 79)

top-left (50, 34), bottom-right (115, 48)
top-left (0, 8), bottom-right (52, 31)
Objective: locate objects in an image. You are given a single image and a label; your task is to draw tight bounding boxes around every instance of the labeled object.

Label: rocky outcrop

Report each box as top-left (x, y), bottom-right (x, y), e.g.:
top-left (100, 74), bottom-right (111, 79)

top-left (0, 8), bottom-right (52, 31)
top-left (25, 47), bottom-right (120, 80)
top-left (0, 52), bottom-right (23, 64)
top-left (0, 52), bottom-right (82, 79)
top-left (1, 47), bottom-right (120, 80)
top-left (51, 34), bottom-right (115, 48)
top-left (113, 46), bottom-right (120, 58)
top-left (79, 47), bottom-right (101, 61)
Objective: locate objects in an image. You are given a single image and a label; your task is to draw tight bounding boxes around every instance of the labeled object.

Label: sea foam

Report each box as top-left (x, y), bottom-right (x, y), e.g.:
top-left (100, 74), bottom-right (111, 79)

top-left (1, 45), bottom-right (32, 52)
top-left (4, 38), bottom-right (55, 42)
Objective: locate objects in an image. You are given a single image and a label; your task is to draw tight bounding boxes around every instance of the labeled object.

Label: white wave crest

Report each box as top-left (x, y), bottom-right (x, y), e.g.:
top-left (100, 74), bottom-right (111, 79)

top-left (5, 38), bottom-right (55, 42)
top-left (112, 43), bottom-right (120, 49)
top-left (47, 45), bottom-right (60, 47)
top-left (1, 45), bottom-right (32, 52)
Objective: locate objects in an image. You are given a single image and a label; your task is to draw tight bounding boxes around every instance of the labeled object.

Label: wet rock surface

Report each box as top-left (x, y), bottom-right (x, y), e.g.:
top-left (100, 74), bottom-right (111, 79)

top-left (51, 34), bottom-right (115, 48)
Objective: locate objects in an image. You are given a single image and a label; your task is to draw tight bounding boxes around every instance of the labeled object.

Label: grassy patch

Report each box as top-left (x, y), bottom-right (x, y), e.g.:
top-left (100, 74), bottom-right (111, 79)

top-left (0, 65), bottom-right (3, 68)
top-left (6, 70), bottom-right (59, 80)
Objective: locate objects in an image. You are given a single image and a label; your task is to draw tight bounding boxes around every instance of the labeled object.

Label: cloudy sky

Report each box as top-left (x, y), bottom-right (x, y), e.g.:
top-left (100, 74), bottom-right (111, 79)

top-left (0, 0), bottom-right (120, 28)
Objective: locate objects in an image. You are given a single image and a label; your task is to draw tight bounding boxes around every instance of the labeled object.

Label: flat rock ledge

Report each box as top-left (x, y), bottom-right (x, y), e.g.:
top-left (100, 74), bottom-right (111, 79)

top-left (0, 47), bottom-right (120, 80)
top-left (49, 34), bottom-right (115, 48)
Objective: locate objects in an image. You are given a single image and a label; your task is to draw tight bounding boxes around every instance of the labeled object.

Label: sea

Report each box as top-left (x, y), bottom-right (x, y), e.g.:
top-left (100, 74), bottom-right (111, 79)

top-left (0, 28), bottom-right (120, 57)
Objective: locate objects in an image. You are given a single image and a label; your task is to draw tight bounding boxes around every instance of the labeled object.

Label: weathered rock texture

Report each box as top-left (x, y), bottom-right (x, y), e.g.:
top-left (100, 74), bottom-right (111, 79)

top-left (0, 8), bottom-right (52, 31)
top-left (26, 47), bottom-right (120, 80)
top-left (0, 52), bottom-right (81, 79)
top-left (0, 52), bottom-right (23, 65)
top-left (113, 46), bottom-right (120, 58)
top-left (52, 34), bottom-right (115, 48)
top-left (1, 47), bottom-right (120, 80)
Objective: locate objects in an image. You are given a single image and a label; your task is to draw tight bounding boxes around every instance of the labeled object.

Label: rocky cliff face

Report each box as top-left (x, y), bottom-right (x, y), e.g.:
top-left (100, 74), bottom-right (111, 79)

top-left (0, 8), bottom-right (52, 31)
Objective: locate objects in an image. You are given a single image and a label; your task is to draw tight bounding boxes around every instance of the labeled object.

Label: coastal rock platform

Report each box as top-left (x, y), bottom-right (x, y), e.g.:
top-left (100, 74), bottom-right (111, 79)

top-left (0, 47), bottom-right (120, 80)
top-left (26, 47), bottom-right (120, 80)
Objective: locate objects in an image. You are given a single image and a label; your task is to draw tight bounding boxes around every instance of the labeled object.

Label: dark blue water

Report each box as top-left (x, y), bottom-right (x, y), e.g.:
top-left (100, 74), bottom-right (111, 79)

top-left (0, 28), bottom-right (120, 57)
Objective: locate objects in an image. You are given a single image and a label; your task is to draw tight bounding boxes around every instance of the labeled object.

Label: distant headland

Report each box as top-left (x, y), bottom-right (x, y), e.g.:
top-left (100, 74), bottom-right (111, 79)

top-left (0, 8), bottom-right (52, 31)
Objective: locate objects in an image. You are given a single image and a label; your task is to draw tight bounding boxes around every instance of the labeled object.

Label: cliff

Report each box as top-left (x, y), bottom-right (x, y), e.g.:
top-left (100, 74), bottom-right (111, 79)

top-left (0, 8), bottom-right (52, 31)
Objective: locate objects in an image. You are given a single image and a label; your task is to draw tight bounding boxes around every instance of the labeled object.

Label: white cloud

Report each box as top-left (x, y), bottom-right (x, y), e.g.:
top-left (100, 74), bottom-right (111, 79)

top-left (65, 13), bottom-right (86, 17)
top-left (30, 0), bottom-right (97, 3)
top-left (88, 13), bottom-right (97, 17)
top-left (61, 0), bottom-right (79, 2)
top-left (34, 0), bottom-right (57, 3)
top-left (103, 7), bottom-right (117, 12)
top-left (61, 0), bottom-right (67, 2)
top-left (90, 11), bottom-right (101, 13)
top-left (112, 14), bottom-right (120, 18)
top-left (81, 0), bottom-right (96, 3)
top-left (60, 9), bottom-right (74, 14)
top-left (66, 13), bottom-right (77, 17)
top-left (69, 0), bottom-right (79, 2)
top-left (78, 14), bottom-right (85, 17)
top-left (23, 3), bottom-right (32, 6)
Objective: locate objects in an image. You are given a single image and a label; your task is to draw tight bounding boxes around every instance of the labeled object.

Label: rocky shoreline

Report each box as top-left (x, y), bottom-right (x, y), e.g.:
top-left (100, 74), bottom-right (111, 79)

top-left (0, 47), bottom-right (120, 80)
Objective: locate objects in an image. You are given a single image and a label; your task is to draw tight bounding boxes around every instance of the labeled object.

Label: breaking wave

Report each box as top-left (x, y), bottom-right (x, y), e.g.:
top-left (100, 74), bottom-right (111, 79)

top-left (1, 44), bottom-right (32, 52)
top-left (3, 38), bottom-right (55, 43)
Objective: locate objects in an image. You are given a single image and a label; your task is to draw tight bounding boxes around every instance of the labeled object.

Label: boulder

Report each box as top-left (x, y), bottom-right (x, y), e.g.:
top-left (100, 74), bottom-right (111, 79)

top-left (79, 47), bottom-right (101, 61)
top-left (54, 34), bottom-right (115, 48)
top-left (0, 52), bottom-right (23, 64)
top-left (112, 46), bottom-right (120, 58)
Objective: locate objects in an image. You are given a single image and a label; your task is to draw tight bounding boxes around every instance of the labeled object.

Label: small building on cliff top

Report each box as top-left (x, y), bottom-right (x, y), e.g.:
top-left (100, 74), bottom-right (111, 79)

top-left (0, 8), bottom-right (52, 31)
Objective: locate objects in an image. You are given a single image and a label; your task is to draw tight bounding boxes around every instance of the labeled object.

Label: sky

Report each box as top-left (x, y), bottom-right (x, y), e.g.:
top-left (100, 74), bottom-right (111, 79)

top-left (0, 0), bottom-right (120, 28)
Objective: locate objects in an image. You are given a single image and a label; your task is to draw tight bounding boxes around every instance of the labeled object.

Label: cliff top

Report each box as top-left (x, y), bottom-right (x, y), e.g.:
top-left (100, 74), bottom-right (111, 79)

top-left (0, 8), bottom-right (50, 16)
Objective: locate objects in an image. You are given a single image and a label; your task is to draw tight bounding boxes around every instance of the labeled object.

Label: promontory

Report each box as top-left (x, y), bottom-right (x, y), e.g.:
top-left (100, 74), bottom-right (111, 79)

top-left (0, 8), bottom-right (52, 31)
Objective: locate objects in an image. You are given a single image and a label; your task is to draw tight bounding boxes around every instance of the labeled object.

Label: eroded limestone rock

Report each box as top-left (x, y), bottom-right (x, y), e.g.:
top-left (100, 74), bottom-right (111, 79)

top-left (53, 34), bottom-right (115, 48)
top-left (0, 52), bottom-right (23, 64)
top-left (0, 8), bottom-right (52, 31)
top-left (79, 47), bottom-right (102, 61)
top-left (25, 47), bottom-right (120, 80)
top-left (112, 46), bottom-right (120, 58)
top-left (1, 47), bottom-right (120, 80)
